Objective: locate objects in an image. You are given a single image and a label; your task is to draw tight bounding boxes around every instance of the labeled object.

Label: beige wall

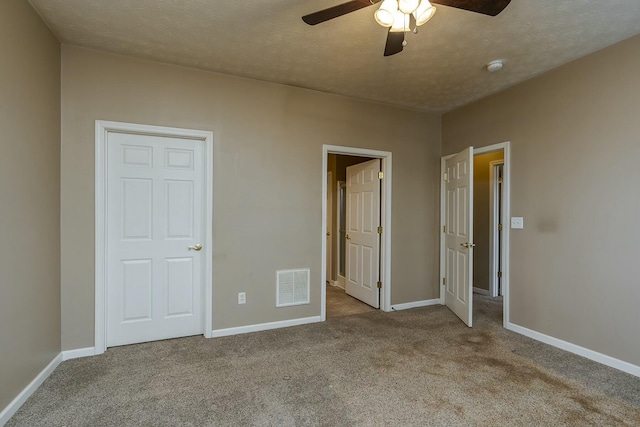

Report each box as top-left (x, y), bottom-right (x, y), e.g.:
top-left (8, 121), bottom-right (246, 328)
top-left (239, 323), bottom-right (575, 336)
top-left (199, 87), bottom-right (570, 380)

top-left (443, 34), bottom-right (640, 365)
top-left (0, 0), bottom-right (61, 411)
top-left (61, 46), bottom-right (442, 350)
top-left (473, 151), bottom-right (504, 291)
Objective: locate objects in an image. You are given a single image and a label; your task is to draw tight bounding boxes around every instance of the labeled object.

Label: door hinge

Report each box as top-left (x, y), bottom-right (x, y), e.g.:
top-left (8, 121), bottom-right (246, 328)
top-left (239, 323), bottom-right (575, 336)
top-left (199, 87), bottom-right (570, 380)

top-left (377, 281), bottom-right (382, 289)
top-left (498, 177), bottom-right (503, 184)
top-left (377, 226), bottom-right (383, 234)
top-left (498, 271), bottom-right (502, 278)
top-left (498, 224), bottom-right (502, 231)
top-left (442, 277), bottom-right (446, 285)
top-left (378, 171), bottom-right (384, 179)
top-left (443, 173), bottom-right (448, 181)
top-left (443, 225), bottom-right (446, 233)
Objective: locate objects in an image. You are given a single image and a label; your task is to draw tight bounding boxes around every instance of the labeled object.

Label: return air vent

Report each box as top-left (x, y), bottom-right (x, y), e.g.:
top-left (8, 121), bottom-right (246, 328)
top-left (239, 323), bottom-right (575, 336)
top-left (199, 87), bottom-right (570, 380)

top-left (276, 269), bottom-right (310, 307)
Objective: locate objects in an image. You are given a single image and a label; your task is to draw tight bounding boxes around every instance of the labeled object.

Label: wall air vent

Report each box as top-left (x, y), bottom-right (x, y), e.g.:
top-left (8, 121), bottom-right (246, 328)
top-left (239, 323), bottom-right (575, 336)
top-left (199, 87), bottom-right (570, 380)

top-left (276, 269), bottom-right (310, 307)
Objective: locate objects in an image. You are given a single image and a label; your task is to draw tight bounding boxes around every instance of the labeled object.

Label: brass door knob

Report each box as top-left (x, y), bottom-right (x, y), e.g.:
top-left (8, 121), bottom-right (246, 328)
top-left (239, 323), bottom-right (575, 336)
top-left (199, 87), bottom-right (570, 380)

top-left (188, 244), bottom-right (203, 251)
top-left (346, 234), bottom-right (351, 240)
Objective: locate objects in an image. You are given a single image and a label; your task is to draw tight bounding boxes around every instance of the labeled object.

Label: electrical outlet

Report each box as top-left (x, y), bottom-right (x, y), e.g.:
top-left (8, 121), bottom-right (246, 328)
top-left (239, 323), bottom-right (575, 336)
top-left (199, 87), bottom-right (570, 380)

top-left (238, 292), bottom-right (246, 305)
top-left (511, 217), bottom-right (524, 229)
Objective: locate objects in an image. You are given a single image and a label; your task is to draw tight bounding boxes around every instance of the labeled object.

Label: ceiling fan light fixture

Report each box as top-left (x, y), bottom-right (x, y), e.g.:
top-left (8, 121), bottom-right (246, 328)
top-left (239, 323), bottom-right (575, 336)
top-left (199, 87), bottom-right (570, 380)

top-left (398, 0), bottom-right (421, 14)
top-left (374, 0), bottom-right (398, 27)
top-left (414, 0), bottom-right (436, 26)
top-left (302, 0), bottom-right (512, 57)
top-left (390, 9), bottom-right (410, 32)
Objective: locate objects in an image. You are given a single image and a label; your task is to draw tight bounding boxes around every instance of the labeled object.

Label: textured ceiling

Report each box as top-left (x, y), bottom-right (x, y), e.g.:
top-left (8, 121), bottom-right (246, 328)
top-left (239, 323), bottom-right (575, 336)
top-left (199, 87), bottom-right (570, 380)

top-left (29, 0), bottom-right (640, 112)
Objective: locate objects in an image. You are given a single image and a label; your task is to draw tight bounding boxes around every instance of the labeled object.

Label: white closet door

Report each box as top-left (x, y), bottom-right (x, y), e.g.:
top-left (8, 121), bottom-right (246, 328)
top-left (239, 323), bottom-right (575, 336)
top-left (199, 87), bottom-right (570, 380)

top-left (107, 132), bottom-right (205, 347)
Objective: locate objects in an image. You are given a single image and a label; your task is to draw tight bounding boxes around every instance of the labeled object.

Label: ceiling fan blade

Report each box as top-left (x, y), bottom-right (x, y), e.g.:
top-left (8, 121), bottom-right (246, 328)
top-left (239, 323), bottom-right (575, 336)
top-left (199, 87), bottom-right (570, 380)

top-left (430, 0), bottom-right (511, 16)
top-left (384, 31), bottom-right (404, 57)
top-left (302, 0), bottom-right (377, 25)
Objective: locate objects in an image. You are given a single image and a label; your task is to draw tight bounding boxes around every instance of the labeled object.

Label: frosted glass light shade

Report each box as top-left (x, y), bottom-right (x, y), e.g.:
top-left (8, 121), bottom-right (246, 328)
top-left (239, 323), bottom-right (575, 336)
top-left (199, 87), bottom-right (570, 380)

top-left (414, 0), bottom-right (436, 26)
top-left (398, 0), bottom-right (421, 14)
top-left (390, 10), bottom-right (410, 32)
top-left (374, 0), bottom-right (398, 27)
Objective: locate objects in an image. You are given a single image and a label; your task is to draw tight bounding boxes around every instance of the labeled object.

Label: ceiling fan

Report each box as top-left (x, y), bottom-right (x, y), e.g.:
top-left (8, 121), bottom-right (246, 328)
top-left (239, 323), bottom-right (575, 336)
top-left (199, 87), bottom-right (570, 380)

top-left (302, 0), bottom-right (511, 56)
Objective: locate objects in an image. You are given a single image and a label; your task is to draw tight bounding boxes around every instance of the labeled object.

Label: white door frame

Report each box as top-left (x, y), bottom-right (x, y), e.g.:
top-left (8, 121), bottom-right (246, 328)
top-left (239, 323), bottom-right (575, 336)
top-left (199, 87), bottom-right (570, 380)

top-left (336, 180), bottom-right (346, 289)
top-left (326, 170), bottom-right (333, 284)
top-left (440, 141), bottom-right (511, 327)
top-left (95, 120), bottom-right (214, 355)
top-left (489, 160), bottom-right (505, 298)
top-left (322, 145), bottom-right (392, 320)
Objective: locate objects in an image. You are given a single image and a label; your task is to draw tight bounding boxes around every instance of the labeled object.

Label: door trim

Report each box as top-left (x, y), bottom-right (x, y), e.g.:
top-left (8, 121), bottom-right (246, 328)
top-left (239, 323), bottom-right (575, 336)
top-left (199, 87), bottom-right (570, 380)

top-left (326, 170), bottom-right (333, 284)
top-left (440, 141), bottom-right (511, 327)
top-left (336, 180), bottom-right (346, 289)
top-left (489, 159), bottom-right (505, 298)
top-left (322, 145), bottom-right (392, 319)
top-left (95, 120), bottom-right (214, 355)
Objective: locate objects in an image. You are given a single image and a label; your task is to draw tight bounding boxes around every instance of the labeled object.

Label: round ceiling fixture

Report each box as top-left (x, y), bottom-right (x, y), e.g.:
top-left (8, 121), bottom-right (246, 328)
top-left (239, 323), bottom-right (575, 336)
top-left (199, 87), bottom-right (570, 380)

top-left (486, 60), bottom-right (504, 73)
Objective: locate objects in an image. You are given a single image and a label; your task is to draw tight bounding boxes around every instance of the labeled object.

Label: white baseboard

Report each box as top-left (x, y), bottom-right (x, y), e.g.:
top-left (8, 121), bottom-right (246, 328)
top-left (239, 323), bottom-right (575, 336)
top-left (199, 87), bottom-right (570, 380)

top-left (506, 322), bottom-right (640, 378)
top-left (391, 299), bottom-right (441, 311)
top-left (62, 347), bottom-right (96, 361)
top-left (211, 316), bottom-right (323, 338)
top-left (0, 353), bottom-right (62, 425)
top-left (473, 287), bottom-right (490, 296)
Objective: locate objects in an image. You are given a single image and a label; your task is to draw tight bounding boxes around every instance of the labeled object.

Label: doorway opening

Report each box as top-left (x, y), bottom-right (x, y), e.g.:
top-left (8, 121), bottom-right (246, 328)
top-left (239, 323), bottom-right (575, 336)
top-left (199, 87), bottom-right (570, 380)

top-left (95, 121), bottom-right (214, 355)
top-left (440, 142), bottom-right (511, 328)
top-left (322, 145), bottom-right (392, 321)
top-left (472, 150), bottom-right (505, 326)
top-left (472, 151), bottom-right (504, 298)
top-left (326, 154), bottom-right (376, 318)
top-left (489, 160), bottom-right (505, 298)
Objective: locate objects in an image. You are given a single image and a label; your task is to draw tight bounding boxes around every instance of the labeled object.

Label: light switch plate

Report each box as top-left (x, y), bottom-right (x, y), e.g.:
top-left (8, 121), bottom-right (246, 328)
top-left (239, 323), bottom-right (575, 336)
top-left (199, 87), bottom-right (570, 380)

top-left (511, 217), bottom-right (524, 229)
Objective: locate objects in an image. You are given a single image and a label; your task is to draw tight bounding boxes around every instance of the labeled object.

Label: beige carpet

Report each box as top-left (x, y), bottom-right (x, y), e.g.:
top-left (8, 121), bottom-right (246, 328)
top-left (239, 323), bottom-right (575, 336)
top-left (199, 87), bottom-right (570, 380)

top-left (7, 296), bottom-right (640, 426)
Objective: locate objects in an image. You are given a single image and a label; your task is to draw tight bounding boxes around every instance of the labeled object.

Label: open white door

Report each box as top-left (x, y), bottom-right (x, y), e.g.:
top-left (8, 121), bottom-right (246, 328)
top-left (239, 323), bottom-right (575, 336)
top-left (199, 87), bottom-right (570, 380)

top-left (345, 159), bottom-right (381, 308)
top-left (444, 147), bottom-right (474, 326)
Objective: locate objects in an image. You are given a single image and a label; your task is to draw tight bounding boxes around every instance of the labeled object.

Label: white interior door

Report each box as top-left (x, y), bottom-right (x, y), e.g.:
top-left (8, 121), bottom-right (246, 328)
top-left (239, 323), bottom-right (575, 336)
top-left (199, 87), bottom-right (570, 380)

top-left (444, 147), bottom-right (474, 327)
top-left (346, 159), bottom-right (381, 308)
top-left (326, 171), bottom-right (333, 283)
top-left (107, 132), bottom-right (205, 347)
